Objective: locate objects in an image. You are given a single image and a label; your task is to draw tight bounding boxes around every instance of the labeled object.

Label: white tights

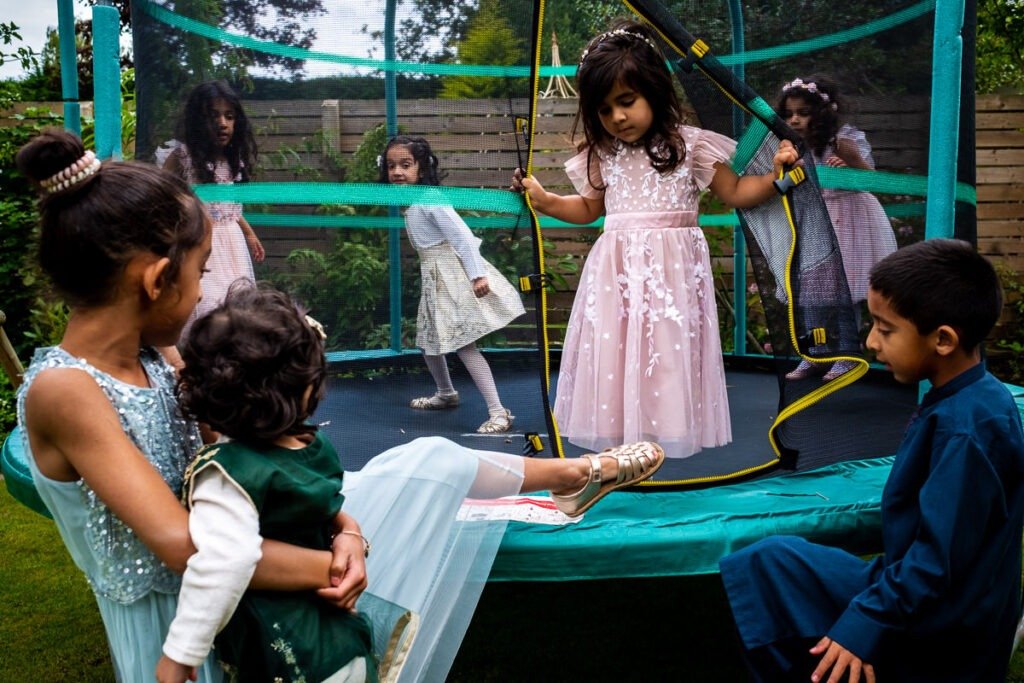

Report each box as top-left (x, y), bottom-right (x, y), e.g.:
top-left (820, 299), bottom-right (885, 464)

top-left (422, 343), bottom-right (505, 416)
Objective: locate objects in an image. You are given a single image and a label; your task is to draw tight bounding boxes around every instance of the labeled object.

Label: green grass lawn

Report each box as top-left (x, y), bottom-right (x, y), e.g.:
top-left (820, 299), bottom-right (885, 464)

top-left (0, 482), bottom-right (113, 681)
top-left (4, 480), bottom-right (1024, 681)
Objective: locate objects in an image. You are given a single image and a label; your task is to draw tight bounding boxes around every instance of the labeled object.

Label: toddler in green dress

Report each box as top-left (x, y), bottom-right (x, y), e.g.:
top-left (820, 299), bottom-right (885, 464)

top-left (157, 284), bottom-right (665, 682)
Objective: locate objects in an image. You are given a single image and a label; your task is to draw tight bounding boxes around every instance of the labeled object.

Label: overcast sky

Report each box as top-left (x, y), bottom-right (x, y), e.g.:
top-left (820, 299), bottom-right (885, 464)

top-left (0, 1), bottom-right (427, 82)
top-left (1, 1), bottom-right (61, 79)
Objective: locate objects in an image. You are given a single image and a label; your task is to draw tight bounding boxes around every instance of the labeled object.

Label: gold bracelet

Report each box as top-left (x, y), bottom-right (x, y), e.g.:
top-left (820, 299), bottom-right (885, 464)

top-left (338, 530), bottom-right (371, 558)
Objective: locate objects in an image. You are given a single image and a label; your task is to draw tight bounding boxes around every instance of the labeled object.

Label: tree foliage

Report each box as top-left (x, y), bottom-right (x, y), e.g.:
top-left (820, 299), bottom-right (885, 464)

top-left (130, 0), bottom-right (327, 158)
top-left (439, 0), bottom-right (527, 100)
top-left (977, 0), bottom-right (1024, 93)
top-left (0, 22), bottom-right (40, 73)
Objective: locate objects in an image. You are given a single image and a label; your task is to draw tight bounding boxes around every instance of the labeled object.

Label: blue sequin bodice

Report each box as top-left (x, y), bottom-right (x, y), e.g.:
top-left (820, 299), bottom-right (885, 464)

top-left (17, 346), bottom-right (201, 604)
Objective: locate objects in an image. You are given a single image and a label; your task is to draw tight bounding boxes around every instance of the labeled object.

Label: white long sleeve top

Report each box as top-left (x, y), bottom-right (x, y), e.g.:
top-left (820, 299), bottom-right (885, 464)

top-left (162, 466), bottom-right (262, 667)
top-left (405, 204), bottom-right (488, 280)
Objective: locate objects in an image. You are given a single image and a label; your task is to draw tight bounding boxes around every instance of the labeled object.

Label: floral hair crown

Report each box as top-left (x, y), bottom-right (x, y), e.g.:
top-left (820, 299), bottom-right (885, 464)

top-left (579, 28), bottom-right (659, 67)
top-left (304, 314), bottom-right (327, 341)
top-left (782, 78), bottom-right (839, 110)
top-left (39, 150), bottom-right (101, 194)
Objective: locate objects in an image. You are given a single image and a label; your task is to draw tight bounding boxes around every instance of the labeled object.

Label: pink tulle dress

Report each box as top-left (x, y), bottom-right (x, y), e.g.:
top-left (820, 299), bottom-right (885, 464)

top-left (172, 146), bottom-right (255, 335)
top-left (554, 125), bottom-right (735, 459)
top-left (818, 125), bottom-right (897, 302)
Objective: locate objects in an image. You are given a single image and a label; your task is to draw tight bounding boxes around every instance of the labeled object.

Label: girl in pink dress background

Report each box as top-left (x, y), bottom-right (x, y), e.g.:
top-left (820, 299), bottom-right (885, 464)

top-left (512, 21), bottom-right (797, 459)
top-left (164, 80), bottom-right (265, 337)
top-left (778, 75), bottom-right (898, 381)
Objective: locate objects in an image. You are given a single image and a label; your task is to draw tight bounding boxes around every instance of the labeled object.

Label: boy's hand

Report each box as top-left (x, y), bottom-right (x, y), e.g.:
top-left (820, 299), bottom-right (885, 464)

top-left (156, 655), bottom-right (197, 683)
top-left (809, 636), bottom-right (875, 683)
top-left (472, 277), bottom-right (491, 297)
top-left (771, 140), bottom-right (800, 176)
top-left (316, 531), bottom-right (368, 611)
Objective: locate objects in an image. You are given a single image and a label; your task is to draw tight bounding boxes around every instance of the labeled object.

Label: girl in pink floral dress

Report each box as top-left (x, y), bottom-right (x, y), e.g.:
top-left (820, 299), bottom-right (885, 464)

top-left (164, 81), bottom-right (264, 338)
top-left (513, 22), bottom-right (797, 458)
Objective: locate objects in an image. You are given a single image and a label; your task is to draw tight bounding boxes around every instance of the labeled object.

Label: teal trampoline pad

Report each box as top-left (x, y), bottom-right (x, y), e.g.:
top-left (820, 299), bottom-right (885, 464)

top-left (5, 384), bottom-right (1023, 581)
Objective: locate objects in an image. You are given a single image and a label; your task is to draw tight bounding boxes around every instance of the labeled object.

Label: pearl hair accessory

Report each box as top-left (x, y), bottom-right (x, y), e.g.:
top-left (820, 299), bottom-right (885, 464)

top-left (39, 150), bottom-right (101, 194)
top-left (782, 78), bottom-right (839, 111)
top-left (579, 28), bottom-right (659, 67)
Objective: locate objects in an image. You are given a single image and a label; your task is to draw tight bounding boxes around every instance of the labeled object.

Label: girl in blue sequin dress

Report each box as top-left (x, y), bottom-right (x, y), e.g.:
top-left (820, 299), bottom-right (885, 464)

top-left (14, 130), bottom-right (368, 682)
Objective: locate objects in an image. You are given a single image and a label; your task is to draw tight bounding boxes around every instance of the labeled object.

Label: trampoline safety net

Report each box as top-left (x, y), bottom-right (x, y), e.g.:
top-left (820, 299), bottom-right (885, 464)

top-left (128, 0), bottom-right (971, 486)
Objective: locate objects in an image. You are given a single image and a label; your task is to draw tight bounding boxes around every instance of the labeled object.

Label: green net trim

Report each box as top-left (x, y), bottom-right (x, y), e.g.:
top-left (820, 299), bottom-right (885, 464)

top-left (139, 0), bottom-right (934, 76)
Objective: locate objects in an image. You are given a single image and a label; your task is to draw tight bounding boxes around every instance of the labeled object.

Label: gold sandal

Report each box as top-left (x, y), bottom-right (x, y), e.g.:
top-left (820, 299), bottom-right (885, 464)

top-left (551, 442), bottom-right (665, 518)
top-left (477, 409), bottom-right (513, 434)
top-left (410, 392), bottom-right (460, 410)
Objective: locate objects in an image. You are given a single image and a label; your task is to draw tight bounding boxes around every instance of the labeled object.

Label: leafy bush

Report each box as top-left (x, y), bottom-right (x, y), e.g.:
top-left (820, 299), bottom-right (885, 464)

top-left (271, 243), bottom-right (389, 350)
top-left (990, 265), bottom-right (1024, 385)
top-left (0, 106), bottom-right (62, 357)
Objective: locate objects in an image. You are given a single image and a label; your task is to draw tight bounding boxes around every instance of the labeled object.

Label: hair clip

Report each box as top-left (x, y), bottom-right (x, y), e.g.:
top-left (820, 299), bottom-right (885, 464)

top-left (304, 314), bottom-right (327, 341)
top-left (39, 150), bottom-right (101, 194)
top-left (579, 28), bottom-right (659, 67)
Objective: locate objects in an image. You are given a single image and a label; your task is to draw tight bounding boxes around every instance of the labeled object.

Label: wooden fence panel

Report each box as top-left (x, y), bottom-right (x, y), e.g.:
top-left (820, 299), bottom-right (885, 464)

top-left (4, 94), bottom-right (1019, 289)
top-left (976, 95), bottom-right (1024, 272)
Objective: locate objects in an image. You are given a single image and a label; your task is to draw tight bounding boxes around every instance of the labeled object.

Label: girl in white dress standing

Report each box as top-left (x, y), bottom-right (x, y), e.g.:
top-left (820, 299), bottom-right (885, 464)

top-left (381, 135), bottom-right (526, 434)
top-left (513, 22), bottom-right (797, 459)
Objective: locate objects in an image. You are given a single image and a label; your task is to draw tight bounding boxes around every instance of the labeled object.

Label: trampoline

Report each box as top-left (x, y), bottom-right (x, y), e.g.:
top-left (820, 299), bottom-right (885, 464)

top-left (319, 359), bottom-right (917, 483)
top-left (6, 381), bottom-right (1022, 582)
top-left (2, 0), bottom-right (989, 585)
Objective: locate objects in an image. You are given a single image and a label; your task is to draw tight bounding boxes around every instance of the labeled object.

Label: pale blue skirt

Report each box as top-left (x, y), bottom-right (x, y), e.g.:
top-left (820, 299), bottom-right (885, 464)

top-left (342, 436), bottom-right (523, 682)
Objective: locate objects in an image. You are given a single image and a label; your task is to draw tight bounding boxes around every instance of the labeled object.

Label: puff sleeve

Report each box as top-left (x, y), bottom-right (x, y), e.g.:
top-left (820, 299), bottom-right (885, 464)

top-left (563, 148), bottom-right (605, 199)
top-left (836, 124), bottom-right (876, 169)
top-left (689, 127), bottom-right (737, 191)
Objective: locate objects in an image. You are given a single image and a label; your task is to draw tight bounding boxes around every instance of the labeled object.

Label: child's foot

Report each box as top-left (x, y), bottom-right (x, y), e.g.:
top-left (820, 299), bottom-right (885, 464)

top-left (551, 442), bottom-right (665, 517)
top-left (785, 360), bottom-right (822, 380)
top-left (477, 409), bottom-right (513, 434)
top-left (410, 391), bottom-right (460, 410)
top-left (823, 360), bottom-right (858, 381)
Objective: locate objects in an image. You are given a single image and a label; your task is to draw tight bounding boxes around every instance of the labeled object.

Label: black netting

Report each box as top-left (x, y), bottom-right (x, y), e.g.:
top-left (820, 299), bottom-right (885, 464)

top-left (131, 0), bottom-right (548, 466)
top-left (127, 0), bottom-right (971, 486)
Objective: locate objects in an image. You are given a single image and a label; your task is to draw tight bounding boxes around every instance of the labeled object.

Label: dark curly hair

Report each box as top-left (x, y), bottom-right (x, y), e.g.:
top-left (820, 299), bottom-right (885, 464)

top-left (776, 75), bottom-right (845, 158)
top-left (178, 283), bottom-right (328, 447)
top-left (574, 20), bottom-right (686, 188)
top-left (16, 128), bottom-right (206, 308)
top-left (378, 135), bottom-right (443, 185)
top-left (177, 80), bottom-right (257, 184)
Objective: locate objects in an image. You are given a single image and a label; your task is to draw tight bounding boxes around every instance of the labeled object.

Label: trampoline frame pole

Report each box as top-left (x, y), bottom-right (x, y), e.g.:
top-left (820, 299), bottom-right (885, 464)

top-left (57, 0), bottom-right (80, 136)
top-left (385, 0), bottom-right (402, 353)
top-left (92, 0), bottom-right (122, 160)
top-left (727, 0), bottom-right (748, 355)
top-left (924, 0), bottom-right (965, 240)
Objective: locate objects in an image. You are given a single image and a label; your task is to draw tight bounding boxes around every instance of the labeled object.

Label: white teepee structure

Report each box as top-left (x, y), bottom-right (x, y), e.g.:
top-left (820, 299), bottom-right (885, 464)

top-left (540, 31), bottom-right (577, 99)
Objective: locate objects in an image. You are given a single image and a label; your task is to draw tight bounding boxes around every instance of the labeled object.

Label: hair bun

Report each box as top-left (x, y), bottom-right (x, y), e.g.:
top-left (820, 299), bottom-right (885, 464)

top-left (15, 128), bottom-right (87, 190)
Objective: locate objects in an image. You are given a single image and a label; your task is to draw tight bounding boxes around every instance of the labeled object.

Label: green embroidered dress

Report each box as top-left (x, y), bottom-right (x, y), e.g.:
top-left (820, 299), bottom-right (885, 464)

top-left (185, 435), bottom-right (375, 682)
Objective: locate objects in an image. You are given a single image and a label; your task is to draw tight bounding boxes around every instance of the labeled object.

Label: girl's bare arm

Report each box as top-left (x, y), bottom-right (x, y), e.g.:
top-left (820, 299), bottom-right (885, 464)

top-left (708, 140), bottom-right (800, 209)
top-left (832, 138), bottom-right (873, 170)
top-left (512, 169), bottom-right (604, 224)
top-left (25, 369), bottom-right (338, 591)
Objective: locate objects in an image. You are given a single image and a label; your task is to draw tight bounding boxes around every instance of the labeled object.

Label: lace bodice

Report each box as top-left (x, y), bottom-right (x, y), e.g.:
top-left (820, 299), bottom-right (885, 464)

top-left (17, 346), bottom-right (201, 604)
top-left (564, 125), bottom-right (736, 216)
top-left (172, 145), bottom-right (244, 224)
